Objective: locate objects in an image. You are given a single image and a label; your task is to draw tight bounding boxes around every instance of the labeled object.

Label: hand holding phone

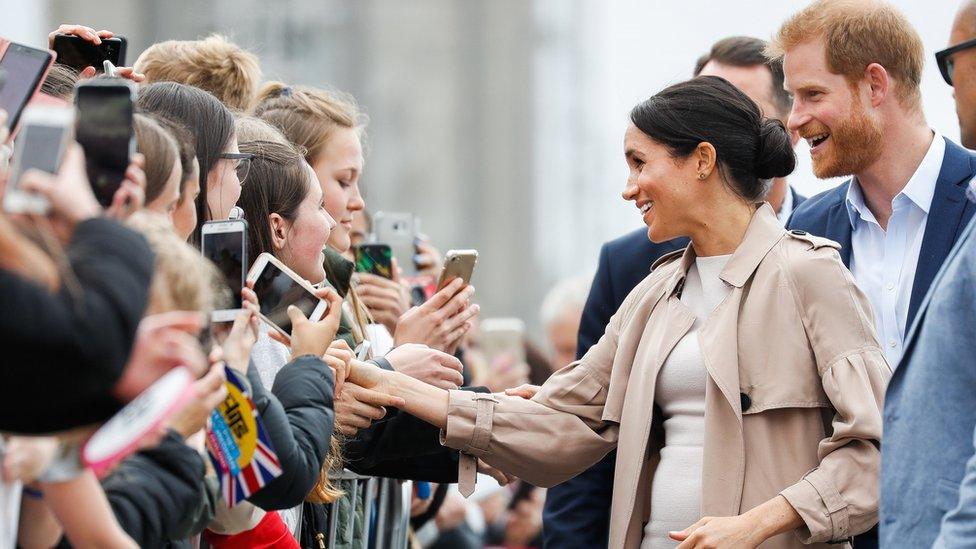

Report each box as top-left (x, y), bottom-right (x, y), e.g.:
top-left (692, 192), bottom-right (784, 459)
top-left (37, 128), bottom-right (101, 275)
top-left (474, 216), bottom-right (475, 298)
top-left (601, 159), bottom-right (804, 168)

top-left (51, 32), bottom-right (127, 73)
top-left (3, 105), bottom-right (74, 214)
top-left (246, 253), bottom-right (330, 338)
top-left (273, 286), bottom-right (345, 358)
top-left (437, 249), bottom-right (478, 290)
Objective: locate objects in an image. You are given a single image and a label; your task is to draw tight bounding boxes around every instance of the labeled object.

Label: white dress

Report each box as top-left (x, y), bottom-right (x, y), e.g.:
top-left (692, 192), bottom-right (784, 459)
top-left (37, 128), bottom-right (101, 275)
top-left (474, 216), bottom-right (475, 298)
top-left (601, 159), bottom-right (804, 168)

top-left (642, 254), bottom-right (731, 548)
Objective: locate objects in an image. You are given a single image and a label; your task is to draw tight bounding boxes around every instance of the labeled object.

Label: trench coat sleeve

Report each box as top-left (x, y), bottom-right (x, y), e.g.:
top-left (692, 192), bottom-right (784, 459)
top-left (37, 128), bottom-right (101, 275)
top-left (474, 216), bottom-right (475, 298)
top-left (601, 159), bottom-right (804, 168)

top-left (779, 245), bottom-right (891, 543)
top-left (439, 282), bottom-right (640, 488)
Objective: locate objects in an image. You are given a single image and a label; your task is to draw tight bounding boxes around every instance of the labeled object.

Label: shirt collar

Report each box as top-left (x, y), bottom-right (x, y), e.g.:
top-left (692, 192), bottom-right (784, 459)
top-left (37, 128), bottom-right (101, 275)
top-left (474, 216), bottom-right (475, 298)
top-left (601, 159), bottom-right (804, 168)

top-left (845, 131), bottom-right (945, 228)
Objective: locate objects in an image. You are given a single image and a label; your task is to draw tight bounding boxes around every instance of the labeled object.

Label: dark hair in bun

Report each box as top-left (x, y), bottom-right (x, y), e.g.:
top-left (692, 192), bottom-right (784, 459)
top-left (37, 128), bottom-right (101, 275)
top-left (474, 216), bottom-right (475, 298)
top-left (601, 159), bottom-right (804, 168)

top-left (629, 75), bottom-right (796, 202)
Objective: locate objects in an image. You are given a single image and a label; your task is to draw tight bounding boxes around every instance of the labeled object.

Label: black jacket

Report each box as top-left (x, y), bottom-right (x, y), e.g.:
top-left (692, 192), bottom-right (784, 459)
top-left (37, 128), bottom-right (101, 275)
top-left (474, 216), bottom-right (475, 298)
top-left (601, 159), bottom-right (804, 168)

top-left (102, 430), bottom-right (211, 549)
top-left (245, 354), bottom-right (336, 510)
top-left (0, 218), bottom-right (154, 433)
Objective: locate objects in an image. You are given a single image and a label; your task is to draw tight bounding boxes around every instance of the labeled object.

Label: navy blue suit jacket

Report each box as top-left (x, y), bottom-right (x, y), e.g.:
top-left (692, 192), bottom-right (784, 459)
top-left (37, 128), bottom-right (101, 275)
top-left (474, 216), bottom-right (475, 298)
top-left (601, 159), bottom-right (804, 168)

top-left (542, 189), bottom-right (806, 548)
top-left (787, 138), bottom-right (976, 549)
top-left (787, 138), bottom-right (976, 337)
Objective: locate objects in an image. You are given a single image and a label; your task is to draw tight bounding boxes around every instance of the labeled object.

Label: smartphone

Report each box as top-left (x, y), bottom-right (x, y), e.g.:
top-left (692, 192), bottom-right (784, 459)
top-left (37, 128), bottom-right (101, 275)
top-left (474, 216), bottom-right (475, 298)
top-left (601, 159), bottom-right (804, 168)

top-left (74, 79), bottom-right (136, 206)
top-left (3, 106), bottom-right (74, 214)
top-left (0, 41), bottom-right (56, 135)
top-left (202, 219), bottom-right (248, 322)
top-left (373, 211), bottom-right (419, 277)
top-left (246, 252), bottom-right (329, 337)
top-left (437, 249), bottom-right (478, 290)
top-left (480, 318), bottom-right (526, 368)
top-left (52, 34), bottom-right (127, 72)
top-left (354, 243), bottom-right (393, 278)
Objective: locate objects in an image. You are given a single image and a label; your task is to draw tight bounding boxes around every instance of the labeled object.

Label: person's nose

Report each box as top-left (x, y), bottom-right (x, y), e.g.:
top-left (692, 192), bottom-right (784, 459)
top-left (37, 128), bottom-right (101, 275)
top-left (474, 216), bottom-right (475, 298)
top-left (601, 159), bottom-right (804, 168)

top-left (622, 179), bottom-right (639, 202)
top-left (786, 101), bottom-right (809, 132)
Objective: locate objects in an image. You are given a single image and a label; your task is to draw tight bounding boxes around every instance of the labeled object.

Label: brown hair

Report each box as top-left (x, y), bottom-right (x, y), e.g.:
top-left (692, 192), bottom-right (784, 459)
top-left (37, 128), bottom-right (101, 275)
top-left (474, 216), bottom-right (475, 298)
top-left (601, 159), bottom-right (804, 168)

top-left (134, 35), bottom-right (262, 111)
top-left (134, 114), bottom-right (180, 205)
top-left (153, 116), bottom-right (197, 199)
top-left (694, 36), bottom-right (791, 119)
top-left (767, 0), bottom-right (924, 109)
top-left (252, 82), bottom-right (365, 166)
top-left (234, 139), bottom-right (312, 264)
top-left (252, 83), bottom-right (373, 339)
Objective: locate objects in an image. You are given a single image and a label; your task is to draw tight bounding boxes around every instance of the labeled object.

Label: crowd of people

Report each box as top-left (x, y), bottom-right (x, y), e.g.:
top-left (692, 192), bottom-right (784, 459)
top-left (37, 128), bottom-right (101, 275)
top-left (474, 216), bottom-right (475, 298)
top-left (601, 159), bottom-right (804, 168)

top-left (2, 0), bottom-right (976, 547)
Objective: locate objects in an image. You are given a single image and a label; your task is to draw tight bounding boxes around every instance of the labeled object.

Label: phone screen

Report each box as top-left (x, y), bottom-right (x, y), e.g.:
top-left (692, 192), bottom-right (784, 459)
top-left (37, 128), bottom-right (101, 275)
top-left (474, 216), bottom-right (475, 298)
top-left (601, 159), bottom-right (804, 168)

top-left (252, 261), bottom-right (321, 334)
top-left (14, 123), bottom-right (67, 177)
top-left (354, 244), bottom-right (393, 278)
top-left (75, 84), bottom-right (133, 206)
top-left (53, 35), bottom-right (124, 71)
top-left (0, 44), bottom-right (53, 131)
top-left (202, 229), bottom-right (245, 309)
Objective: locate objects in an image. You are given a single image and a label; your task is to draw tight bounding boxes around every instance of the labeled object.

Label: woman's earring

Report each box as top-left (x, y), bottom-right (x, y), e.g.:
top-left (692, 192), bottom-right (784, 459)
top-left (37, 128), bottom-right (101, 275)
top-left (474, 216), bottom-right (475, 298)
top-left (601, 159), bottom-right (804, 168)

top-left (698, 173), bottom-right (706, 180)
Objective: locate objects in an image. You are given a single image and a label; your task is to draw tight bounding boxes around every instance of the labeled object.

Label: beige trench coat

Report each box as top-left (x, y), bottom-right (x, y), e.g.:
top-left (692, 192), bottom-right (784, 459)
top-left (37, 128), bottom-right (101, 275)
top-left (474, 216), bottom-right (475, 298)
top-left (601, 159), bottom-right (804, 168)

top-left (443, 204), bottom-right (890, 548)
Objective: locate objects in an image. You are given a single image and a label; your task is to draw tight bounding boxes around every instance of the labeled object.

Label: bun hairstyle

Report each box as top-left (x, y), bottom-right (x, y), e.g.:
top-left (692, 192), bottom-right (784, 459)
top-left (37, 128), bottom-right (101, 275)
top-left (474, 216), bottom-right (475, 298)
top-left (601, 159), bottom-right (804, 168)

top-left (629, 75), bottom-right (796, 202)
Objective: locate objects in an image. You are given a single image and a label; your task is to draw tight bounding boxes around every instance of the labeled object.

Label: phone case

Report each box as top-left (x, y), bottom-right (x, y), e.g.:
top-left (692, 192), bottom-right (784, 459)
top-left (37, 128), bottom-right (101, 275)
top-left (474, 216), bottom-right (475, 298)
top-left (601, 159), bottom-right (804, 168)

top-left (437, 250), bottom-right (478, 290)
top-left (245, 253), bottom-right (328, 337)
top-left (355, 244), bottom-right (393, 278)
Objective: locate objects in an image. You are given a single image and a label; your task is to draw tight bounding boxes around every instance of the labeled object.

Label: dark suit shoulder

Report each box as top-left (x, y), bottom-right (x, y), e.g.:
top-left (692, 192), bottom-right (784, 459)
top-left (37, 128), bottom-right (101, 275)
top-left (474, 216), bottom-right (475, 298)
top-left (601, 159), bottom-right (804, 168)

top-left (604, 227), bottom-right (687, 266)
top-left (788, 181), bottom-right (849, 230)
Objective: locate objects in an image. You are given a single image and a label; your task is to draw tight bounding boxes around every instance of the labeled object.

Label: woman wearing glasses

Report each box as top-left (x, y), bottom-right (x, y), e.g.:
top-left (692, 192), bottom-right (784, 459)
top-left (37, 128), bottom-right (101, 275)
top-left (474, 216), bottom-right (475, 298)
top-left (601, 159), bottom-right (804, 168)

top-left (137, 82), bottom-right (253, 243)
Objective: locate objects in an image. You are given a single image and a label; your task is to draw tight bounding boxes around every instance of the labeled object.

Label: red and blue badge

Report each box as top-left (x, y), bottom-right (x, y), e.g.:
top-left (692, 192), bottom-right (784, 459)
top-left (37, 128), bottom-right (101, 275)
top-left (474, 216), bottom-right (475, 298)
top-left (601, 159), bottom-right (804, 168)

top-left (206, 367), bottom-right (282, 507)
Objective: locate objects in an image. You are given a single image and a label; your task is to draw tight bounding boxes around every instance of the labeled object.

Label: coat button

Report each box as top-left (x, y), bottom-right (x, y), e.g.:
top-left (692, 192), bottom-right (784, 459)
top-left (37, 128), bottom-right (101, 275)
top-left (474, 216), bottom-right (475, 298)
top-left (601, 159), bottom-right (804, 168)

top-left (740, 393), bottom-right (751, 412)
top-left (789, 229), bottom-right (808, 236)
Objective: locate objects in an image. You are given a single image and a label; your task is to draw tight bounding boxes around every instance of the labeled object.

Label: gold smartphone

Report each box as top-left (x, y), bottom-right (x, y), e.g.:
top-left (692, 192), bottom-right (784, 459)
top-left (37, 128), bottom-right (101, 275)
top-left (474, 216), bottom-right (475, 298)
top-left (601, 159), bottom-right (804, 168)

top-left (437, 249), bottom-right (478, 290)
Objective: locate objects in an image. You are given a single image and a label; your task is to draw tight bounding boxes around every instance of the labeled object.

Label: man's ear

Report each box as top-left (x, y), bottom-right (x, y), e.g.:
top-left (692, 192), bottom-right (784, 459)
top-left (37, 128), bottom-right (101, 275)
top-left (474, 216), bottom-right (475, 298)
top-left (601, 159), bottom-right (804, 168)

top-left (269, 213), bottom-right (288, 251)
top-left (864, 63), bottom-right (890, 108)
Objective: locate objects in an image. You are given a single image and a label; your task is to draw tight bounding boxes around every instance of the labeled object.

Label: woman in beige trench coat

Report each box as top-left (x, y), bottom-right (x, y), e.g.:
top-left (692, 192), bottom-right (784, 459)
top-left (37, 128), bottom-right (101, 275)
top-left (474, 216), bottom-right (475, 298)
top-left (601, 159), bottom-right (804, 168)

top-left (345, 76), bottom-right (890, 548)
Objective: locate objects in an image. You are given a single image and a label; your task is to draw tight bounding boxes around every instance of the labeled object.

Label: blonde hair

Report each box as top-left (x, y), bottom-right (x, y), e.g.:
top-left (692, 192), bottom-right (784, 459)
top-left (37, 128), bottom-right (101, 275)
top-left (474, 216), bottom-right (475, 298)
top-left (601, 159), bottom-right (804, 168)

top-left (127, 212), bottom-right (223, 314)
top-left (252, 82), bottom-right (365, 165)
top-left (766, 0), bottom-right (924, 110)
top-left (235, 115), bottom-right (293, 146)
top-left (135, 35), bottom-right (262, 111)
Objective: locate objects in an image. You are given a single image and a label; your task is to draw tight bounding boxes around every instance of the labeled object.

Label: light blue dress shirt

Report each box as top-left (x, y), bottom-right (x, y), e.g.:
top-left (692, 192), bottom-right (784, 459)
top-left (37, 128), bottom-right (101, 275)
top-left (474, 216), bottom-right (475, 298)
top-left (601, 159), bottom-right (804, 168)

top-left (846, 133), bottom-right (945, 367)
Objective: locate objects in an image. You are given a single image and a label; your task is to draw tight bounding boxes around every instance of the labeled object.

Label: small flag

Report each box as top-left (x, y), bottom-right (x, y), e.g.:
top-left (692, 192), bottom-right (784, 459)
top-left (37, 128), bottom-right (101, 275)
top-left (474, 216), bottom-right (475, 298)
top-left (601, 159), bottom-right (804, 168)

top-left (206, 367), bottom-right (282, 507)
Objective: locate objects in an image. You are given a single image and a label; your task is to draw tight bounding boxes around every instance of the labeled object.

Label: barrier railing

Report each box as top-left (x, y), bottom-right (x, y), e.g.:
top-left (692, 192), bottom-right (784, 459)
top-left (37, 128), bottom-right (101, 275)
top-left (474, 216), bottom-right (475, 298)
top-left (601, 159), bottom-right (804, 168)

top-left (325, 470), bottom-right (411, 549)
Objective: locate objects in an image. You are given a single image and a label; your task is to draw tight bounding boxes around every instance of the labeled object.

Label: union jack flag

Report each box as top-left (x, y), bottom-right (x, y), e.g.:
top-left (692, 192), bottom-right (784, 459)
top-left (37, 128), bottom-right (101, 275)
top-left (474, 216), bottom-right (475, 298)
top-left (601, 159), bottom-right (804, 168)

top-left (206, 367), bottom-right (282, 507)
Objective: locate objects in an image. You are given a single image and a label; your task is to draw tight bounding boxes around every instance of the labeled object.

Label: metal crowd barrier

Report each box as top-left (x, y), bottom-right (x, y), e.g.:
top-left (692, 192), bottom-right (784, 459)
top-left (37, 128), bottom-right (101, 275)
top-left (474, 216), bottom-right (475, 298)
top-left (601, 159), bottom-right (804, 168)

top-left (325, 470), bottom-right (411, 549)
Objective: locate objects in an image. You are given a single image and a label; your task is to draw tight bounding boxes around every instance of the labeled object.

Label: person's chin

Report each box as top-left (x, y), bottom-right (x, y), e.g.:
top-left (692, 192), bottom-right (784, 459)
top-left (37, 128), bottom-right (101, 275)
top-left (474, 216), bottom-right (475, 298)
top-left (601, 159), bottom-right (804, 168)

top-left (327, 231), bottom-right (352, 255)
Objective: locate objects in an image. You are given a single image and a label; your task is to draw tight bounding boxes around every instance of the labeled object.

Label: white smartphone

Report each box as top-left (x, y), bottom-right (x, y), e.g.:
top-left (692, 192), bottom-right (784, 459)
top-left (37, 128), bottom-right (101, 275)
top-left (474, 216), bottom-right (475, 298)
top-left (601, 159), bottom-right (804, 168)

top-left (372, 211), bottom-right (419, 277)
top-left (3, 105), bottom-right (73, 214)
top-left (201, 219), bottom-right (248, 322)
top-left (246, 252), bottom-right (329, 337)
top-left (480, 318), bottom-right (526, 367)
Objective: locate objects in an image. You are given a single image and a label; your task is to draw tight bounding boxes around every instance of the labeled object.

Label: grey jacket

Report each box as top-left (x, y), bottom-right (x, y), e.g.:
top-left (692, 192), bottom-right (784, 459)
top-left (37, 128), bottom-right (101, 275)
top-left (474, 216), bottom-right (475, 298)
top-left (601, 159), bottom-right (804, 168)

top-left (880, 213), bottom-right (976, 547)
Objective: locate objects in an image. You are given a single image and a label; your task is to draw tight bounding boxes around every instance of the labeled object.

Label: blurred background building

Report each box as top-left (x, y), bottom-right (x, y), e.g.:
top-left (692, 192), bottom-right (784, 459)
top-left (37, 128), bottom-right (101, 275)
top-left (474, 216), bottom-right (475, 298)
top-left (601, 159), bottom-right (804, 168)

top-left (1, 0), bottom-right (962, 340)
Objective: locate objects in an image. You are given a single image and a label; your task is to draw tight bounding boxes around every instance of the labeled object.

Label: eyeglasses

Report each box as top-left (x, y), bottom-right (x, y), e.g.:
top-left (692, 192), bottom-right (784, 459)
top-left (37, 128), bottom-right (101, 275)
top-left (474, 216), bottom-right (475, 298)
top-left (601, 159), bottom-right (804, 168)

top-left (218, 152), bottom-right (254, 184)
top-left (936, 38), bottom-right (976, 86)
